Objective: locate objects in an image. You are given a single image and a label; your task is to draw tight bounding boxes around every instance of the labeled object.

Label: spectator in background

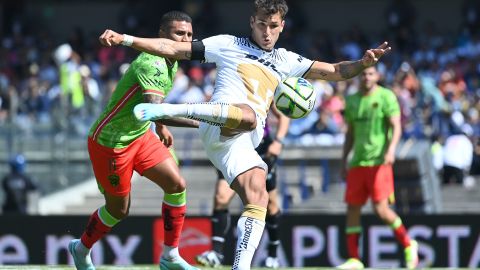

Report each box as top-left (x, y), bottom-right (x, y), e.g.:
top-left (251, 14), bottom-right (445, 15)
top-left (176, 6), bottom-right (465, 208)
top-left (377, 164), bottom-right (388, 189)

top-left (2, 154), bottom-right (38, 215)
top-left (469, 137), bottom-right (480, 187)
top-left (430, 134), bottom-right (444, 172)
top-left (53, 43), bottom-right (84, 112)
top-left (0, 82), bottom-right (10, 123)
top-left (442, 111), bottom-right (474, 185)
top-left (385, 0), bottom-right (417, 53)
top-left (462, 0), bottom-right (480, 35)
top-left (182, 67), bottom-right (208, 103)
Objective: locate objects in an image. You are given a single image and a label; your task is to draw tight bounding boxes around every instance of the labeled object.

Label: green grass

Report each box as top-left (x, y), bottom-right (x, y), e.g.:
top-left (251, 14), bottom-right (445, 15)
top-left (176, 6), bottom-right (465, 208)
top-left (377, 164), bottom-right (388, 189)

top-left (0, 267), bottom-right (471, 270)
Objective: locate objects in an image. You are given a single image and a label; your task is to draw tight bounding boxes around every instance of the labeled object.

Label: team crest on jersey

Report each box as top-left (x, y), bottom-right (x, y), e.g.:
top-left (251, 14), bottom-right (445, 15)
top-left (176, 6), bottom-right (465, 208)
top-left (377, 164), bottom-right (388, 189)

top-left (108, 174), bottom-right (120, 187)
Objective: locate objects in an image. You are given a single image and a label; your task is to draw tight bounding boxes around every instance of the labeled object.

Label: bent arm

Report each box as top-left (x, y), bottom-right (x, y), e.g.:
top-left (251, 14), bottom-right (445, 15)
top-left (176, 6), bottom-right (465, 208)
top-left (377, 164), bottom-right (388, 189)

top-left (386, 115), bottom-right (402, 155)
top-left (130, 37), bottom-right (192, 60)
top-left (305, 41), bottom-right (391, 81)
top-left (99, 29), bottom-right (192, 60)
top-left (270, 104), bottom-right (290, 142)
top-left (342, 123), bottom-right (354, 165)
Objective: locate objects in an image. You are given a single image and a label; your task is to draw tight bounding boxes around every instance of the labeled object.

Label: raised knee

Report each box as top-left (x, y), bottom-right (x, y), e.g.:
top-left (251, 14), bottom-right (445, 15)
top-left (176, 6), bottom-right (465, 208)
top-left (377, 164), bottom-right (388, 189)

top-left (247, 116), bottom-right (257, 131)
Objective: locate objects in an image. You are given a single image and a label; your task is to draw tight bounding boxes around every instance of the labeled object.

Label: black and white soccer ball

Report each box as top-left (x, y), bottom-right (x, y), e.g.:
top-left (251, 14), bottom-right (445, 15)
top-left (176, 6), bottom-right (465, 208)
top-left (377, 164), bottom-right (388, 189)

top-left (274, 77), bottom-right (316, 119)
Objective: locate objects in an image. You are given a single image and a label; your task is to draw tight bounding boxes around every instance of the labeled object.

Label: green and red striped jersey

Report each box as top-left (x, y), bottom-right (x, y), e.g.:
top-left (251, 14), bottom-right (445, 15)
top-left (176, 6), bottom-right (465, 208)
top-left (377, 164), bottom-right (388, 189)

top-left (89, 52), bottom-right (178, 148)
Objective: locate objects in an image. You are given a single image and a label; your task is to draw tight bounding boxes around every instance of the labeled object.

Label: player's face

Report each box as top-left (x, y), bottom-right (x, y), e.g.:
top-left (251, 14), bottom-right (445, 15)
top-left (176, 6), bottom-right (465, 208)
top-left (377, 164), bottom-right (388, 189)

top-left (164, 20), bottom-right (193, 42)
top-left (250, 11), bottom-right (285, 51)
top-left (360, 67), bottom-right (379, 90)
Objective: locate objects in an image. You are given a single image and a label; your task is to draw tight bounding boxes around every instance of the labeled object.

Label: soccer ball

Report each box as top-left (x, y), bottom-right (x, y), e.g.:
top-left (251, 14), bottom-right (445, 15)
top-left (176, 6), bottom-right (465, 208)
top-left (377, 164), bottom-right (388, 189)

top-left (274, 77), bottom-right (316, 119)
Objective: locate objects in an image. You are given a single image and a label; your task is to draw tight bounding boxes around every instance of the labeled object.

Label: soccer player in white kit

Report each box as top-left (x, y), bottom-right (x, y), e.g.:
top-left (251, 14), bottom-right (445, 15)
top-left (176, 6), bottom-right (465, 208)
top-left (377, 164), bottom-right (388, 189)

top-left (99, 1), bottom-right (390, 269)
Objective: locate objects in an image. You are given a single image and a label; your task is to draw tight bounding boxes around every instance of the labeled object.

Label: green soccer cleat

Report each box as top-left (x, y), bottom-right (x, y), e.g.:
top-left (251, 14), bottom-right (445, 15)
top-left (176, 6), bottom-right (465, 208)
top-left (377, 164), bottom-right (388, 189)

top-left (160, 256), bottom-right (200, 270)
top-left (336, 258), bottom-right (365, 270)
top-left (405, 240), bottom-right (419, 269)
top-left (68, 239), bottom-right (95, 270)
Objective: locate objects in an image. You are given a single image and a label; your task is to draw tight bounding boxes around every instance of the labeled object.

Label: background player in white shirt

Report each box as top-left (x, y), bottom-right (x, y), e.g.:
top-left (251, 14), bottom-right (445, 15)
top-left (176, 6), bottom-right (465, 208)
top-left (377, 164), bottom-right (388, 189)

top-left (99, 1), bottom-right (390, 269)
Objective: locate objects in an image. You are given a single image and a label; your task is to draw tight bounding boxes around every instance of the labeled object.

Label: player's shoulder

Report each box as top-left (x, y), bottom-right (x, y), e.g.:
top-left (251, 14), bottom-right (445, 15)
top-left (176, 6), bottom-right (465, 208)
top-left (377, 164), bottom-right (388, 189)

top-left (133, 52), bottom-right (162, 64)
top-left (130, 52), bottom-right (166, 71)
top-left (377, 86), bottom-right (396, 99)
top-left (345, 91), bottom-right (361, 102)
top-left (203, 34), bottom-right (236, 44)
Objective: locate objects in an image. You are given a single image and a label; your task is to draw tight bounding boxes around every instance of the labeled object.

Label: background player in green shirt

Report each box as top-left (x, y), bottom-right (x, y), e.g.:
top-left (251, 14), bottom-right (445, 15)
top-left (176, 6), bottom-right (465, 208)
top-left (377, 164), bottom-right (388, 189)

top-left (68, 11), bottom-right (199, 270)
top-left (338, 66), bottom-right (418, 270)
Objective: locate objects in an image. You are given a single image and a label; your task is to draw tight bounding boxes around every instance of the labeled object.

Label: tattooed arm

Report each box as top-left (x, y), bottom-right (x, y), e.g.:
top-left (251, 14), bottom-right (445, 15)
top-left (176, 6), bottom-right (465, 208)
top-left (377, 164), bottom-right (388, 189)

top-left (99, 29), bottom-right (192, 60)
top-left (305, 42), bottom-right (391, 81)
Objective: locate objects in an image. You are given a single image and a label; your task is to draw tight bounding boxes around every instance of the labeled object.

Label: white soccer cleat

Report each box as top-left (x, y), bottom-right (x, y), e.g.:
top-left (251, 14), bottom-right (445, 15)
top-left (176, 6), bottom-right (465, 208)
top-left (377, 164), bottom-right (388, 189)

top-left (264, 256), bottom-right (279, 268)
top-left (68, 239), bottom-right (95, 270)
top-left (195, 250), bottom-right (223, 267)
top-left (133, 103), bottom-right (168, 121)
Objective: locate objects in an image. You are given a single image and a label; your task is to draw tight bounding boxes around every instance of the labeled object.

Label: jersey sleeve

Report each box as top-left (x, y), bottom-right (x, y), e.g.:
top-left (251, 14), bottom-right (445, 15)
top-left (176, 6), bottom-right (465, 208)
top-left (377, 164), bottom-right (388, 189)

top-left (202, 35), bottom-right (235, 64)
top-left (283, 49), bottom-right (314, 78)
top-left (383, 89), bottom-right (400, 118)
top-left (132, 54), bottom-right (167, 97)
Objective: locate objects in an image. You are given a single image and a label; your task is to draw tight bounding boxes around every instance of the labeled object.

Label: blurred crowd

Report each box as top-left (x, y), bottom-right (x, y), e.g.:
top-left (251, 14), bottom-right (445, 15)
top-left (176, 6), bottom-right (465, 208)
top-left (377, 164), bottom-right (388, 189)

top-left (0, 0), bottom-right (479, 187)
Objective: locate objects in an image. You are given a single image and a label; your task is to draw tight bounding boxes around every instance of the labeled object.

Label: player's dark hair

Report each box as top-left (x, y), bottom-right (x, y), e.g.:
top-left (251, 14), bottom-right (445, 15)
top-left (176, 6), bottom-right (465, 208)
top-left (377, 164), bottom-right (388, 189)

top-left (253, 0), bottom-right (288, 19)
top-left (159, 11), bottom-right (192, 33)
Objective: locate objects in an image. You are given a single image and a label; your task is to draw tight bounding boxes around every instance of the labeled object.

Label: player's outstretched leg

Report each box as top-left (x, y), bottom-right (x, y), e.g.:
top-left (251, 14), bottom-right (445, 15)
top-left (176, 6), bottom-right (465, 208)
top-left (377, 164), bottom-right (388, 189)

top-left (68, 239), bottom-right (95, 270)
top-left (134, 102), bottom-right (253, 130)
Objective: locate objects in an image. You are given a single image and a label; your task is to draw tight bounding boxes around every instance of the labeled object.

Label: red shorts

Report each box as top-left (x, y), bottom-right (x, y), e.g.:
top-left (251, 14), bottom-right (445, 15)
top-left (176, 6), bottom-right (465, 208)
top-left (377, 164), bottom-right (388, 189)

top-left (88, 129), bottom-right (171, 196)
top-left (345, 164), bottom-right (395, 205)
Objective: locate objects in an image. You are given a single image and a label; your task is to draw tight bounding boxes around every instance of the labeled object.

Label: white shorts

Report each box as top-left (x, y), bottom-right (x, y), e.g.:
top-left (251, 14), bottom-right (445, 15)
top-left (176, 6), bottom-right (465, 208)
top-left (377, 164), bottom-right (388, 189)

top-left (198, 117), bottom-right (267, 184)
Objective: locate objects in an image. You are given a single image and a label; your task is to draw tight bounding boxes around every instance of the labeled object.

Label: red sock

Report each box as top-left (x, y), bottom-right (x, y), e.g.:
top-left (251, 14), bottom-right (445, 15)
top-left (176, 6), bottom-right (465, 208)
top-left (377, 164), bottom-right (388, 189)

top-left (393, 224), bottom-right (411, 248)
top-left (80, 210), bottom-right (112, 249)
top-left (162, 203), bottom-right (186, 247)
top-left (346, 233), bottom-right (360, 259)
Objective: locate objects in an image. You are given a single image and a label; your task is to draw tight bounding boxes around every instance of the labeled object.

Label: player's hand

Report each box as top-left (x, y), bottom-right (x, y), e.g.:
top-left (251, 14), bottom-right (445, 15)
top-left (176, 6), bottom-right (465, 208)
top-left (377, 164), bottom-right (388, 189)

top-left (156, 124), bottom-right (174, 148)
top-left (266, 140), bottom-right (282, 157)
top-left (99, 29), bottom-right (123, 47)
top-left (383, 148), bottom-right (396, 165)
top-left (361, 42), bottom-right (391, 67)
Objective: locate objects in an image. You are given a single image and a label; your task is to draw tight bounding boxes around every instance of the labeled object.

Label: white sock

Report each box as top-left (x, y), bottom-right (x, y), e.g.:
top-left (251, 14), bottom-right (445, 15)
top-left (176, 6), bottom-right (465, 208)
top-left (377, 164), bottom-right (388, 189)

top-left (160, 103), bottom-right (232, 127)
top-left (162, 245), bottom-right (179, 260)
top-left (232, 216), bottom-right (266, 270)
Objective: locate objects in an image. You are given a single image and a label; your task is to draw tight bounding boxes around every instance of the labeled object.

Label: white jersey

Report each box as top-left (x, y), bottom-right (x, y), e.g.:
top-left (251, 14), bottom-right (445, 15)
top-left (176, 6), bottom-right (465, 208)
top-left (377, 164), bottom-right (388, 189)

top-left (201, 35), bottom-right (314, 122)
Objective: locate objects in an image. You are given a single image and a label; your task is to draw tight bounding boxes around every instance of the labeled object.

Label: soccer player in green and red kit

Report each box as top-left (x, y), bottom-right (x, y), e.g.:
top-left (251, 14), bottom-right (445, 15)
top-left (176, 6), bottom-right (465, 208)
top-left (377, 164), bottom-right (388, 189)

top-left (337, 65), bottom-right (418, 270)
top-left (68, 11), bottom-right (199, 270)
